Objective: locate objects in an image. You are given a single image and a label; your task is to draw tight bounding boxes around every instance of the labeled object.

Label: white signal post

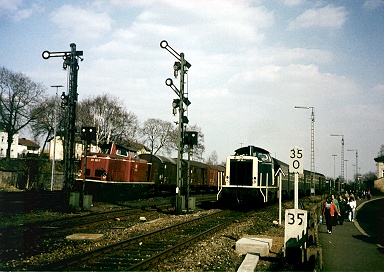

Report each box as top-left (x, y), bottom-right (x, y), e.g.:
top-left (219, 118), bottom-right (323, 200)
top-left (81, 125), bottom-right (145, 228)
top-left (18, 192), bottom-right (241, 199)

top-left (275, 167), bottom-right (285, 225)
top-left (290, 146), bottom-right (303, 209)
top-left (284, 147), bottom-right (307, 255)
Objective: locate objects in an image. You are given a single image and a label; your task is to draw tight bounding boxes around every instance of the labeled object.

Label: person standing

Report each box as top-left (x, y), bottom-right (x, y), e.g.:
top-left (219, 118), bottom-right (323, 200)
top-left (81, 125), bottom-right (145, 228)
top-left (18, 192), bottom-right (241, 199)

top-left (323, 197), bottom-right (340, 234)
top-left (338, 195), bottom-right (347, 225)
top-left (331, 194), bottom-right (340, 226)
top-left (348, 196), bottom-right (357, 222)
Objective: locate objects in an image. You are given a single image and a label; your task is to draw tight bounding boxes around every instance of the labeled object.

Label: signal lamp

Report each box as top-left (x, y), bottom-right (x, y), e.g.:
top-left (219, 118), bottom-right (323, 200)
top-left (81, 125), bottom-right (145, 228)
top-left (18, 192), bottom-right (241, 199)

top-left (160, 40), bottom-right (168, 49)
top-left (172, 99), bottom-right (180, 108)
top-left (60, 92), bottom-right (68, 108)
top-left (42, 51), bottom-right (50, 59)
top-left (165, 78), bottom-right (173, 86)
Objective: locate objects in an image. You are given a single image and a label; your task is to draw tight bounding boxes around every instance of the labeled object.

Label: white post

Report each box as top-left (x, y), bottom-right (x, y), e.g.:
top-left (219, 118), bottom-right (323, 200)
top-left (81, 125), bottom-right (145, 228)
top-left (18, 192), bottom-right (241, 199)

top-left (279, 171), bottom-right (282, 225)
top-left (294, 172), bottom-right (299, 209)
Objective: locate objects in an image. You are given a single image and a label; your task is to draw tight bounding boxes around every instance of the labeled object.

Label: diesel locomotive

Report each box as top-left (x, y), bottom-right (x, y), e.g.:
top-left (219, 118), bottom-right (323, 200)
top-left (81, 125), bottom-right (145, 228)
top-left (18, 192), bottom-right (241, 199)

top-left (77, 143), bottom-right (149, 183)
top-left (217, 145), bottom-right (327, 206)
top-left (217, 145), bottom-right (279, 206)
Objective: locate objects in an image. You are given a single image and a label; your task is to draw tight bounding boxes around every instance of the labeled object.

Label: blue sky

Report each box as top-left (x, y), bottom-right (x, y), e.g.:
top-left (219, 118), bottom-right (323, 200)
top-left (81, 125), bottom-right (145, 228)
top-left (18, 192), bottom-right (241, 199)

top-left (0, 0), bottom-right (383, 179)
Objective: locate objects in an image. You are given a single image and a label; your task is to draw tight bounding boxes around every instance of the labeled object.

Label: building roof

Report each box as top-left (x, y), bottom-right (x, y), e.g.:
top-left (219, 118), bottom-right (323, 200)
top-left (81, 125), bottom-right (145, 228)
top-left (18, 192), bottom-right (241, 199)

top-left (374, 156), bottom-right (384, 163)
top-left (18, 138), bottom-right (39, 148)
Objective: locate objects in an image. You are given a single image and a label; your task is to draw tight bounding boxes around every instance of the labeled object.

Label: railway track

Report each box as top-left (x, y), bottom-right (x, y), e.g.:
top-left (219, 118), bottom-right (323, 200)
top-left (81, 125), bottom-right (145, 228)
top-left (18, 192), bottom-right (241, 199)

top-left (0, 195), bottom-right (216, 261)
top-left (1, 208), bottom-right (149, 259)
top-left (37, 210), bottom-right (246, 271)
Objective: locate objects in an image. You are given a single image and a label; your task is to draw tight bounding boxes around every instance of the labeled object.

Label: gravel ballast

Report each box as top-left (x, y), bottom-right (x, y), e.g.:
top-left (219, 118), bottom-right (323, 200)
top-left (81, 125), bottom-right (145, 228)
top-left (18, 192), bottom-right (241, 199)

top-left (1, 198), bottom-right (305, 271)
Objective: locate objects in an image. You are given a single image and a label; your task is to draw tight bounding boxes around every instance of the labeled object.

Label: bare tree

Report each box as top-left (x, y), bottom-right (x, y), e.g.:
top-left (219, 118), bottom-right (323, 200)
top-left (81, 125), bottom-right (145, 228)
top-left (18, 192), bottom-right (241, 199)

top-left (141, 118), bottom-right (176, 155)
top-left (29, 95), bottom-right (66, 156)
top-left (206, 150), bottom-right (218, 165)
top-left (0, 67), bottom-right (46, 159)
top-left (361, 171), bottom-right (377, 191)
top-left (77, 93), bottom-right (139, 144)
top-left (378, 145), bottom-right (384, 157)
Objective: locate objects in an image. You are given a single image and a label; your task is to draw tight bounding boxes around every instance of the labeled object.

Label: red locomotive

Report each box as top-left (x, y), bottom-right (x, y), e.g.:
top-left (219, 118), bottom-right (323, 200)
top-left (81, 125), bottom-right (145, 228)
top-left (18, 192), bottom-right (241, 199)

top-left (78, 143), bottom-right (149, 183)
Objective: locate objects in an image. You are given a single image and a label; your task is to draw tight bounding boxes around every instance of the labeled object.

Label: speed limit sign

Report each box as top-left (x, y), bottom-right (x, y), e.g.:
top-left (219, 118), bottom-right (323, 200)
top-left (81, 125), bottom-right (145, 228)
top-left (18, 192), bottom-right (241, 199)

top-left (289, 146), bottom-right (303, 174)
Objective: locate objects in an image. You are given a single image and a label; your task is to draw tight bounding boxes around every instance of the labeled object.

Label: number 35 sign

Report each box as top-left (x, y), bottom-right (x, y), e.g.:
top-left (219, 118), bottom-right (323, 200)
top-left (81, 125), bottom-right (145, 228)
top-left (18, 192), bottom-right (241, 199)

top-left (284, 208), bottom-right (308, 248)
top-left (289, 146), bottom-right (303, 174)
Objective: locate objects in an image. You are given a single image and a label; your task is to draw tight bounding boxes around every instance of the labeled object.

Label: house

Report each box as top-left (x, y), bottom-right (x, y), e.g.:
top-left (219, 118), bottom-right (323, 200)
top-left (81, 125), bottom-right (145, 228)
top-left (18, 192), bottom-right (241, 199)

top-left (0, 125), bottom-right (18, 158)
top-left (49, 136), bottom-right (97, 161)
top-left (374, 155), bottom-right (384, 179)
top-left (18, 138), bottom-right (40, 157)
top-left (374, 156), bottom-right (384, 193)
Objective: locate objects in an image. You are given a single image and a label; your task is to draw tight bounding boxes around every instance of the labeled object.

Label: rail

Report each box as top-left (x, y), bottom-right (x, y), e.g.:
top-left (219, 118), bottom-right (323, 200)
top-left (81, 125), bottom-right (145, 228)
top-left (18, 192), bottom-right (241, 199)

top-left (37, 210), bottom-right (243, 271)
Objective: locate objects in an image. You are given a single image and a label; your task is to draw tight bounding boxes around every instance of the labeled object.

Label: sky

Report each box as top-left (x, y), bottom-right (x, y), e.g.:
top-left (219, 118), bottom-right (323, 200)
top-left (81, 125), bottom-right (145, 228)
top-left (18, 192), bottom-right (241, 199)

top-left (0, 0), bottom-right (383, 180)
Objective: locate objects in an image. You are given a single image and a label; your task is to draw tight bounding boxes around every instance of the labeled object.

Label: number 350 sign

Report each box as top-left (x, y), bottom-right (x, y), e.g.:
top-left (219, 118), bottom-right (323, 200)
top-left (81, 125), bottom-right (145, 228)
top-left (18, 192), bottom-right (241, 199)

top-left (289, 146), bottom-right (303, 174)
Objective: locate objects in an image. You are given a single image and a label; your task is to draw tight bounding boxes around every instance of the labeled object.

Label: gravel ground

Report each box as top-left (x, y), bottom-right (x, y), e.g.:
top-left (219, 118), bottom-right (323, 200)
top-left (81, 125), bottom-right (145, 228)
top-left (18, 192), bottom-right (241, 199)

top-left (0, 198), bottom-right (302, 271)
top-left (156, 202), bottom-right (293, 272)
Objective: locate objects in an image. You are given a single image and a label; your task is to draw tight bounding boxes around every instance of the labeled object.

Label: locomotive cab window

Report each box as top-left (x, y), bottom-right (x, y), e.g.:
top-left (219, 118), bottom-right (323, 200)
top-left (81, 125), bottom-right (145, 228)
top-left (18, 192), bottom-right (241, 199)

top-left (100, 146), bottom-right (111, 154)
top-left (257, 152), bottom-right (271, 163)
top-left (116, 148), bottom-right (128, 156)
top-left (234, 146), bottom-right (272, 163)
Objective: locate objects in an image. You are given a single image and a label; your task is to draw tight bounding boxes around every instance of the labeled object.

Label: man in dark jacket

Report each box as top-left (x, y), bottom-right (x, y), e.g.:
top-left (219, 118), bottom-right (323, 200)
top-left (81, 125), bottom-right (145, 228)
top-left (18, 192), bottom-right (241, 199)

top-left (338, 195), bottom-right (347, 225)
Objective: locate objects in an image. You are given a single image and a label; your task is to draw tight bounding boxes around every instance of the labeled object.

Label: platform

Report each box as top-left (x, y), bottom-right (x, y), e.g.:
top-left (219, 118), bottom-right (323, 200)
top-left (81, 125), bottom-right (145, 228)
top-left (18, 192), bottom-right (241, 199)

top-left (318, 197), bottom-right (384, 271)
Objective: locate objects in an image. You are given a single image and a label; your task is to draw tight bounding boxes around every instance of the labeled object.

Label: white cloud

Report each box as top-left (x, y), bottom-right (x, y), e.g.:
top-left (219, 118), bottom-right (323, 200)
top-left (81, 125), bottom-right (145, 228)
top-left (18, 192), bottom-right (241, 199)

top-left (229, 63), bottom-right (358, 101)
top-left (248, 46), bottom-right (333, 65)
top-left (12, 8), bottom-right (33, 21)
top-left (373, 83), bottom-right (384, 91)
top-left (117, 0), bottom-right (275, 52)
top-left (193, 87), bottom-right (231, 99)
top-left (0, 0), bottom-right (22, 13)
top-left (363, 0), bottom-right (384, 10)
top-left (50, 5), bottom-right (114, 41)
top-left (288, 5), bottom-right (347, 30)
top-left (110, 0), bottom-right (157, 8)
top-left (0, 0), bottom-right (42, 21)
top-left (283, 0), bottom-right (306, 6)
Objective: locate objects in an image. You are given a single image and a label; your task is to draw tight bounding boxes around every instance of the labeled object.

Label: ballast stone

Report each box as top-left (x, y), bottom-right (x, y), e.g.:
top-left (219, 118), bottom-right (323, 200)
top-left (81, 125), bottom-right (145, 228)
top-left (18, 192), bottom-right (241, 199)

top-left (235, 237), bottom-right (273, 257)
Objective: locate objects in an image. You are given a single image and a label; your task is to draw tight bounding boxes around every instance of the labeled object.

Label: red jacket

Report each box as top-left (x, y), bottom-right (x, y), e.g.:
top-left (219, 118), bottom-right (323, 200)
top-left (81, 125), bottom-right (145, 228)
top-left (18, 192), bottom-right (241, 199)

top-left (323, 201), bottom-right (339, 216)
